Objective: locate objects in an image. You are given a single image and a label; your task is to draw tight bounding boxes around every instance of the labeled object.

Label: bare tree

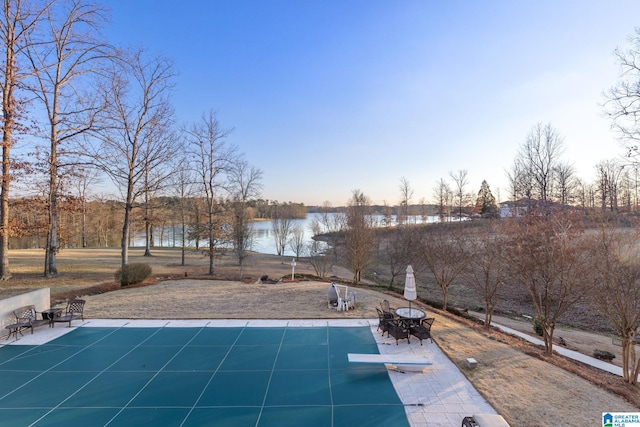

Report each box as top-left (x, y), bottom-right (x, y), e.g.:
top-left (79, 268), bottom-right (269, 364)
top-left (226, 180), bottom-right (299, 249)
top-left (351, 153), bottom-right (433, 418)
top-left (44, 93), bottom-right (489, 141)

top-left (228, 159), bottom-right (262, 272)
top-left (587, 221), bottom-right (640, 384)
top-left (140, 126), bottom-right (178, 256)
top-left (574, 178), bottom-right (598, 212)
top-left (287, 224), bottom-right (305, 261)
top-left (382, 226), bottom-right (419, 290)
top-left (0, 0), bottom-right (51, 279)
top-left (465, 222), bottom-right (508, 328)
top-left (595, 160), bottom-right (624, 212)
top-left (398, 176), bottom-right (413, 225)
top-left (184, 110), bottom-right (235, 275)
top-left (87, 49), bottom-right (176, 271)
top-left (517, 123), bottom-right (564, 203)
top-left (25, 0), bottom-right (110, 276)
top-left (345, 189), bottom-right (376, 283)
top-left (418, 197), bottom-right (429, 223)
top-left (379, 201), bottom-right (391, 227)
top-left (186, 197), bottom-right (207, 250)
top-left (505, 208), bottom-right (589, 355)
top-left (71, 167), bottom-right (99, 248)
top-left (604, 28), bottom-right (640, 157)
top-left (271, 202), bottom-right (293, 259)
top-left (554, 162), bottom-right (575, 205)
top-left (306, 238), bottom-right (333, 278)
top-left (619, 167), bottom-right (634, 212)
top-left (141, 166), bottom-right (156, 256)
top-left (419, 224), bottom-right (468, 311)
top-left (89, 193), bottom-right (118, 247)
top-left (505, 161), bottom-right (521, 204)
top-left (449, 169), bottom-right (469, 219)
top-left (574, 178), bottom-right (588, 211)
top-left (433, 178), bottom-right (451, 222)
top-left (168, 156), bottom-right (195, 266)
top-left (505, 158), bottom-right (533, 214)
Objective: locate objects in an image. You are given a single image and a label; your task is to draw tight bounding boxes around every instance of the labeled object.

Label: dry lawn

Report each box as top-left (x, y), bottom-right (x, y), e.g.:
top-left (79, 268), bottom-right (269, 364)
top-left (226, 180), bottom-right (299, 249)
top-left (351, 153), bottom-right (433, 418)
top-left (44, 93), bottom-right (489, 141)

top-left (0, 247), bottom-right (338, 301)
top-left (1, 247), bottom-right (639, 426)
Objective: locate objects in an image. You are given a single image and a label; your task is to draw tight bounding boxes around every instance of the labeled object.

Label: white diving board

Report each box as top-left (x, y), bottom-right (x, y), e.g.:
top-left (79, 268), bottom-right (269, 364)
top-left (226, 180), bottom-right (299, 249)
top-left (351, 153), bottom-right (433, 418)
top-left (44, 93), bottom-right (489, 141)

top-left (348, 353), bottom-right (433, 365)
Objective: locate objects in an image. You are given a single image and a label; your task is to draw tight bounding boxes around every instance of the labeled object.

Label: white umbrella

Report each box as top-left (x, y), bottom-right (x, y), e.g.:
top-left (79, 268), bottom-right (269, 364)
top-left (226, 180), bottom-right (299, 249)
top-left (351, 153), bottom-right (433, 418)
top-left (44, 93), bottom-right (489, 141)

top-left (404, 265), bottom-right (417, 317)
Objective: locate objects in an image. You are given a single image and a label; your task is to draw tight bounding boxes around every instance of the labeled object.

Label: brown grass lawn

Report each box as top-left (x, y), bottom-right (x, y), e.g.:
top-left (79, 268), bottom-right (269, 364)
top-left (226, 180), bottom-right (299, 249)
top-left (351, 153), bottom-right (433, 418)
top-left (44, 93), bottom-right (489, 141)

top-left (1, 247), bottom-right (638, 425)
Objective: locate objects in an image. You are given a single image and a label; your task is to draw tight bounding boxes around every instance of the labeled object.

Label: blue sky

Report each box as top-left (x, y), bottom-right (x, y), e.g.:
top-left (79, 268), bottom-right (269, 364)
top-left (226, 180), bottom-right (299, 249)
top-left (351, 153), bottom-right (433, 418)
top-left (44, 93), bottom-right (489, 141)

top-left (102, 0), bottom-right (640, 206)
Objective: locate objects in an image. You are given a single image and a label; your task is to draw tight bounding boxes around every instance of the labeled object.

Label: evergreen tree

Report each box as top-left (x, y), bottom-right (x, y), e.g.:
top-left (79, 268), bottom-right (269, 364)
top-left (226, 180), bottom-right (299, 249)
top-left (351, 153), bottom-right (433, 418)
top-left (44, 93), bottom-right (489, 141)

top-left (475, 180), bottom-right (500, 218)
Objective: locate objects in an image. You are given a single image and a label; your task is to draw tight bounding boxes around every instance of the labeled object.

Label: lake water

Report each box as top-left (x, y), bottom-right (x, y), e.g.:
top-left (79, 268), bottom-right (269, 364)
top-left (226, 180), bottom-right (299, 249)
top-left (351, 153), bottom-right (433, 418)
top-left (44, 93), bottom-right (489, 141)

top-left (133, 213), bottom-right (326, 256)
top-left (250, 215), bottom-right (317, 256)
top-left (250, 213), bottom-right (439, 256)
top-left (136, 213), bottom-right (440, 256)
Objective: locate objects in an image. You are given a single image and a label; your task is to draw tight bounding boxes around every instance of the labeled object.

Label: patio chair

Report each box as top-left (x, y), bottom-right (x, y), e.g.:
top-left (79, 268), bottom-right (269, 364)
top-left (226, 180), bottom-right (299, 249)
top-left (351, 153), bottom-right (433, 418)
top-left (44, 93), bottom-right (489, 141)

top-left (348, 291), bottom-right (357, 309)
top-left (410, 317), bottom-right (435, 345)
top-left (52, 299), bottom-right (85, 328)
top-left (330, 283), bottom-right (353, 311)
top-left (380, 299), bottom-right (395, 315)
top-left (376, 307), bottom-right (394, 336)
top-left (328, 284), bottom-right (339, 308)
top-left (387, 318), bottom-right (410, 345)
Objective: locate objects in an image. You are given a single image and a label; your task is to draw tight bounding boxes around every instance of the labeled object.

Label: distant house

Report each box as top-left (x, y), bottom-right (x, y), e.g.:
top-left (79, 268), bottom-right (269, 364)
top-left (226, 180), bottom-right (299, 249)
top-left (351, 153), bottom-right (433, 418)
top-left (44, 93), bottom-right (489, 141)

top-left (499, 199), bottom-right (532, 218)
top-left (499, 203), bottom-right (512, 218)
top-left (499, 199), bottom-right (574, 217)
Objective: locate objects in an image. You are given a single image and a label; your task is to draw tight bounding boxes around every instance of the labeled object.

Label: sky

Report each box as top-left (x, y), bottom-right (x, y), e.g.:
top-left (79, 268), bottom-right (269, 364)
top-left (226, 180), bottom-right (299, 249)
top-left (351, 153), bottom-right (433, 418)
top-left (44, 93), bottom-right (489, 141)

top-left (100, 0), bottom-right (640, 206)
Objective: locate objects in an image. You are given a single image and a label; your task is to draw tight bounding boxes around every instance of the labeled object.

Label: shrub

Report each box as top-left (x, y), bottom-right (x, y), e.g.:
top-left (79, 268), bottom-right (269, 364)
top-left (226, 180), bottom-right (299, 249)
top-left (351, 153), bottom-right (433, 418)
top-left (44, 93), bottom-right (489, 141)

top-left (115, 263), bottom-right (152, 286)
top-left (532, 317), bottom-right (544, 336)
top-left (593, 349), bottom-right (615, 361)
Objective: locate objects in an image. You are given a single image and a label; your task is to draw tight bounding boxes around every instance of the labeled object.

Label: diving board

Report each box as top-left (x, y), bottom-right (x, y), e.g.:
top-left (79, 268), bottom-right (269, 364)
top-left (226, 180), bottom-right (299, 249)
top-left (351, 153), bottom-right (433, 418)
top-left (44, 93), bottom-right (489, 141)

top-left (348, 353), bottom-right (432, 365)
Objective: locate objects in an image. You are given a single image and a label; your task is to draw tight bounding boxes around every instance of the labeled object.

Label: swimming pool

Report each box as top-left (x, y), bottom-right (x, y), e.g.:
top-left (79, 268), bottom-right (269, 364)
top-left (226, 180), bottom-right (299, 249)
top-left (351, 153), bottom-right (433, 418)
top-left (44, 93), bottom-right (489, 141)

top-left (0, 323), bottom-right (410, 426)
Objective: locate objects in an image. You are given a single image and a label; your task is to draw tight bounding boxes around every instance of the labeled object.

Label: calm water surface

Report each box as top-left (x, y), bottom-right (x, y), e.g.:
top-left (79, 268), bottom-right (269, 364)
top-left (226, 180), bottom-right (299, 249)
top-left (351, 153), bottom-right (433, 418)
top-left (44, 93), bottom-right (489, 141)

top-left (136, 213), bottom-right (440, 256)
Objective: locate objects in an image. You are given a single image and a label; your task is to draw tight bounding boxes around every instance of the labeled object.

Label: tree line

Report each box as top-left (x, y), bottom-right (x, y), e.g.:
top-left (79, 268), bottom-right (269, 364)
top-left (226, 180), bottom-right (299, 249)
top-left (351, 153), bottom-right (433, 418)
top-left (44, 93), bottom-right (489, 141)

top-left (0, 0), bottom-right (275, 278)
top-left (7, 193), bottom-right (308, 255)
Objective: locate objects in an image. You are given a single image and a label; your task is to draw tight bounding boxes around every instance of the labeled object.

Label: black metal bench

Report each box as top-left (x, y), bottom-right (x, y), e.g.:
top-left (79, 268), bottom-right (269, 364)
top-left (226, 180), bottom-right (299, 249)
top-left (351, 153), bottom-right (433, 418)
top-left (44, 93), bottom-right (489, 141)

top-left (4, 305), bottom-right (49, 341)
top-left (387, 319), bottom-right (410, 344)
top-left (52, 299), bottom-right (85, 327)
top-left (410, 317), bottom-right (435, 345)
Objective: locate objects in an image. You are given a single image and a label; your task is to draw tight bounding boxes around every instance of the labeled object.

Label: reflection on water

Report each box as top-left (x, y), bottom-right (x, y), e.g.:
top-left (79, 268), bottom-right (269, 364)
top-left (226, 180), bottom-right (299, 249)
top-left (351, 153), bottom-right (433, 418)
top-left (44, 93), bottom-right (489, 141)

top-left (133, 213), bottom-right (442, 256)
top-left (250, 216), bottom-right (316, 256)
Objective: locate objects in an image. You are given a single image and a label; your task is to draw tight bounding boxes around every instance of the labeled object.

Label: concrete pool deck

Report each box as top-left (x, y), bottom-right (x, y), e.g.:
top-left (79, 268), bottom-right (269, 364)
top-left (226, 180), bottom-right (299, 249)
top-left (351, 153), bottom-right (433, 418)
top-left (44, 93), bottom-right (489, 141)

top-left (1, 318), bottom-right (498, 427)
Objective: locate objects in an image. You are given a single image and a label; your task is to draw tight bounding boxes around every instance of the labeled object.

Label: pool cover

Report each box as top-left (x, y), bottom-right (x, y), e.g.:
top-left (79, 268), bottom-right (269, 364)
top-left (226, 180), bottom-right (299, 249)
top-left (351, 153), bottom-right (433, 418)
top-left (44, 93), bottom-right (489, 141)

top-left (0, 326), bottom-right (410, 426)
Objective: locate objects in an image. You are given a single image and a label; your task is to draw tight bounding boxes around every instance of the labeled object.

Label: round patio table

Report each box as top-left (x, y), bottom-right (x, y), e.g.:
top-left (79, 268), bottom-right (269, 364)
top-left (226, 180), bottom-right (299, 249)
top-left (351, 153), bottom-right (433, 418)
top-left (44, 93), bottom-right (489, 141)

top-left (41, 308), bottom-right (62, 327)
top-left (394, 307), bottom-right (425, 320)
top-left (395, 307), bottom-right (426, 331)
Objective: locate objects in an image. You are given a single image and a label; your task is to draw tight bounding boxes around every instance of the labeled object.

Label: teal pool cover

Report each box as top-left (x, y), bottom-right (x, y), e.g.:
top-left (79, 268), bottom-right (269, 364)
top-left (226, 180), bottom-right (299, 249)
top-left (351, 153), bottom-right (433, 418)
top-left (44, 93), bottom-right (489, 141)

top-left (0, 326), bottom-right (410, 426)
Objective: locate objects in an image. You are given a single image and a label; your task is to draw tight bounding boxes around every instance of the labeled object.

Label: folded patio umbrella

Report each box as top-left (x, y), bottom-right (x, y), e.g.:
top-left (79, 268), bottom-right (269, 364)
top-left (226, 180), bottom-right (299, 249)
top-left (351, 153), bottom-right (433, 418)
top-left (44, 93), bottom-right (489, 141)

top-left (404, 265), bottom-right (417, 317)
